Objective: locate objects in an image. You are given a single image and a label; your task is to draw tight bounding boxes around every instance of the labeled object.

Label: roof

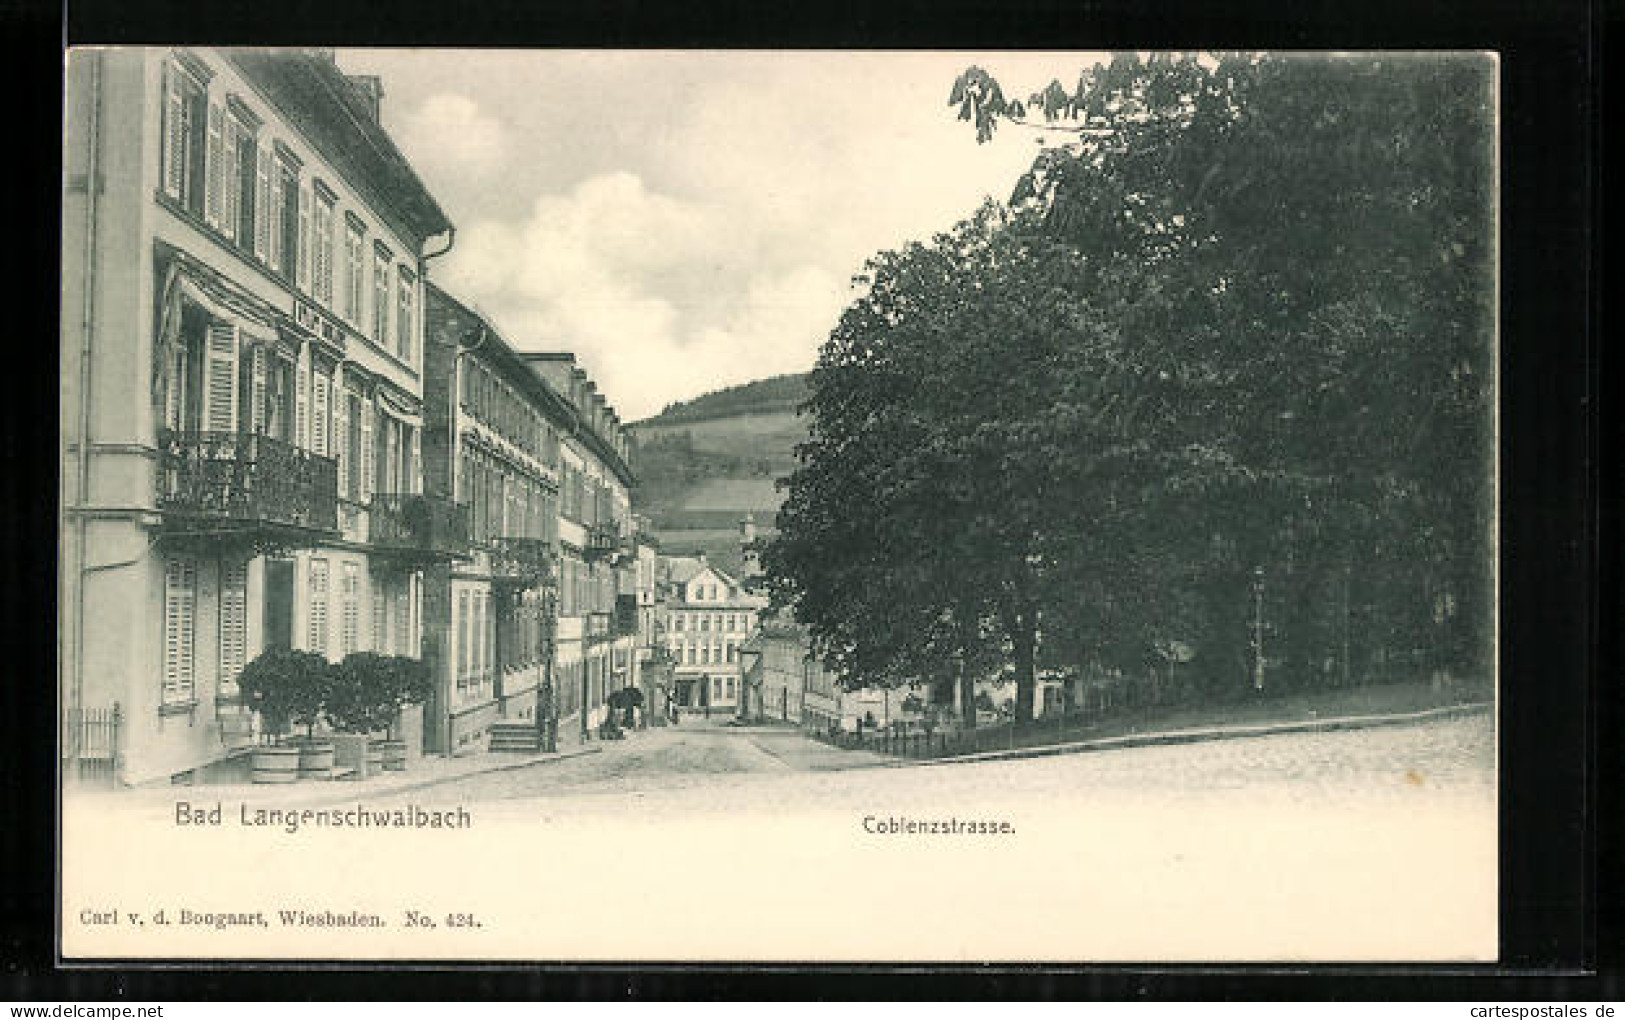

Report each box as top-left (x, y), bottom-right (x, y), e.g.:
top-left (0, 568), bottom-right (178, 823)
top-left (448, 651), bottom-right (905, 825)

top-left (227, 50), bottom-right (453, 245)
top-left (661, 556), bottom-right (731, 588)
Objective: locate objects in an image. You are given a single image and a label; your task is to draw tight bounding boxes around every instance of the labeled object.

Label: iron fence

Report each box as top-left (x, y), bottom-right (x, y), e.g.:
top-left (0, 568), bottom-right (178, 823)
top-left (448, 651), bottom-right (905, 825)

top-left (63, 703), bottom-right (122, 786)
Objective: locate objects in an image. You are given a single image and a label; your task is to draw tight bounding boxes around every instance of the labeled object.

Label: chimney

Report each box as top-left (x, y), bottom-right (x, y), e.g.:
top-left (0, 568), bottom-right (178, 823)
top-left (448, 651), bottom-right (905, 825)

top-left (347, 74), bottom-right (385, 122)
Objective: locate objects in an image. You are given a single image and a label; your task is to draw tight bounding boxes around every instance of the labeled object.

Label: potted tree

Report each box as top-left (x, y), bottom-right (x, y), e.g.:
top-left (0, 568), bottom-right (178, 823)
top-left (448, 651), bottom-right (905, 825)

top-left (237, 648), bottom-right (333, 784)
top-left (327, 652), bottom-right (397, 779)
top-left (377, 655), bottom-right (432, 771)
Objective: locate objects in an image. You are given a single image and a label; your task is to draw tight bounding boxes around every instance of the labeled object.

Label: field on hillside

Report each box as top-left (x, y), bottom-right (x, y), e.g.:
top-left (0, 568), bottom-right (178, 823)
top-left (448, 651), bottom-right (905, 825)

top-left (632, 410), bottom-right (805, 467)
top-left (679, 478), bottom-right (784, 512)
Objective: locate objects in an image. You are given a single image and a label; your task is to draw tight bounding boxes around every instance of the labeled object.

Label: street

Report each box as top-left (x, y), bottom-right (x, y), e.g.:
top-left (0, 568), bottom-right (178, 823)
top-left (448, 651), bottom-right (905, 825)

top-left (383, 710), bottom-right (1495, 812)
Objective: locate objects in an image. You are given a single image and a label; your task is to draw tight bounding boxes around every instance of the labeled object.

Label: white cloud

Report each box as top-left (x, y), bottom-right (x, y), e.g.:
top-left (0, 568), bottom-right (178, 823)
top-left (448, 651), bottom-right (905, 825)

top-left (397, 93), bottom-right (508, 183)
top-left (432, 171), bottom-right (857, 420)
top-left (339, 50), bottom-right (1102, 416)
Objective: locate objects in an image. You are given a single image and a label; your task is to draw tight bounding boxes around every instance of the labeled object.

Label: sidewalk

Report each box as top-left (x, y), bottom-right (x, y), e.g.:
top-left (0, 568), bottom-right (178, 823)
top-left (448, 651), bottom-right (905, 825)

top-left (883, 700), bottom-right (1494, 769)
top-left (86, 741), bottom-right (605, 811)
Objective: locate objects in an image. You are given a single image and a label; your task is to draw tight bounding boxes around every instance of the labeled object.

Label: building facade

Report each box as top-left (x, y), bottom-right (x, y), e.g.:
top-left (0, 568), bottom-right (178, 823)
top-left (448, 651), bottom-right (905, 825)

top-left (420, 284), bottom-right (575, 754)
top-left (61, 48), bottom-right (454, 785)
top-left (519, 354), bottom-right (640, 742)
top-left (658, 554), bottom-right (766, 714)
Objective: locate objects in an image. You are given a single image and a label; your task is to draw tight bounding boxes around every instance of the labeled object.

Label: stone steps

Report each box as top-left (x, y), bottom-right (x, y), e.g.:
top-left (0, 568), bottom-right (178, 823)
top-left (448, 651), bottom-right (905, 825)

top-left (487, 722), bottom-right (542, 754)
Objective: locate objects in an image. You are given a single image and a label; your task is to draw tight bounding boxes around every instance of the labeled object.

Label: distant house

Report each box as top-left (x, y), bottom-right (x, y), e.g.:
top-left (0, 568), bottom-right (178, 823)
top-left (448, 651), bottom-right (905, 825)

top-left (658, 552), bottom-right (766, 713)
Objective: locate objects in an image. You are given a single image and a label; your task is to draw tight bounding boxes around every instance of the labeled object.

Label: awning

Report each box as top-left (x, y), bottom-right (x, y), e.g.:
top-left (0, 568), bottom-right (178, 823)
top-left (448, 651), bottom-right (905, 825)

top-left (373, 385), bottom-right (424, 427)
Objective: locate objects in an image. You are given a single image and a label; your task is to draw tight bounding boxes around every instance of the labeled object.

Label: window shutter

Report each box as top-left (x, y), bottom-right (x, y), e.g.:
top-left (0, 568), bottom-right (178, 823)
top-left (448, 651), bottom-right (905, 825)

top-left (307, 558), bottom-right (330, 656)
top-left (294, 352), bottom-right (309, 450)
top-left (201, 323), bottom-right (238, 433)
top-left (204, 101), bottom-right (223, 227)
top-left (296, 180), bottom-right (312, 293)
top-left (254, 147), bottom-right (271, 261)
top-left (311, 370), bottom-right (330, 458)
top-left (409, 425), bottom-right (421, 495)
top-left (372, 580), bottom-right (389, 654)
top-left (162, 557), bottom-right (196, 702)
top-left (220, 122), bottom-right (238, 242)
top-left (332, 382), bottom-right (350, 499)
top-left (165, 346), bottom-right (185, 432)
top-left (162, 65), bottom-right (186, 200)
top-left (394, 585), bottom-right (410, 658)
top-left (341, 563), bottom-right (358, 656)
top-left (219, 558), bottom-right (248, 692)
top-left (267, 167), bottom-right (284, 272)
top-left (359, 398), bottom-right (374, 503)
top-left (249, 345), bottom-right (267, 434)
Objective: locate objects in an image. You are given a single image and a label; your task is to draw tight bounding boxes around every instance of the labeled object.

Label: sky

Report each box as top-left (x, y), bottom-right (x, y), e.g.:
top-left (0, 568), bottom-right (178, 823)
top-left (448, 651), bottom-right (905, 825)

top-left (337, 49), bottom-right (1102, 421)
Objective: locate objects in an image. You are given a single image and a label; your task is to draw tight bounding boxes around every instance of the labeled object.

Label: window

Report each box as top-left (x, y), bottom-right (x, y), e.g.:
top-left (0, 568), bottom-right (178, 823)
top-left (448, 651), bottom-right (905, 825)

top-left (310, 367), bottom-right (331, 458)
top-left (265, 352), bottom-right (293, 440)
top-left (396, 268), bottom-right (416, 365)
top-left (372, 246), bottom-right (392, 350)
top-left (160, 58), bottom-right (206, 215)
top-left (296, 179), bottom-right (312, 293)
top-left (312, 185), bottom-right (336, 307)
top-left (254, 144), bottom-right (273, 262)
top-left (161, 556), bottom-right (198, 705)
top-left (457, 590), bottom-right (470, 692)
top-left (340, 562), bottom-right (359, 657)
top-left (307, 558), bottom-right (330, 657)
top-left (344, 215), bottom-right (366, 327)
top-left (337, 389), bottom-right (360, 498)
top-left (471, 593), bottom-right (485, 691)
top-left (273, 151), bottom-right (298, 275)
top-left (372, 579), bottom-right (389, 655)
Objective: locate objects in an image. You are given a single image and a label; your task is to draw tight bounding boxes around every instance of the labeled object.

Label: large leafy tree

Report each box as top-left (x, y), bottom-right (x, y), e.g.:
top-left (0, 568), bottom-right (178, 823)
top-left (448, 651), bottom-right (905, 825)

top-left (954, 52), bottom-right (1495, 692)
top-left (769, 52), bottom-right (1494, 726)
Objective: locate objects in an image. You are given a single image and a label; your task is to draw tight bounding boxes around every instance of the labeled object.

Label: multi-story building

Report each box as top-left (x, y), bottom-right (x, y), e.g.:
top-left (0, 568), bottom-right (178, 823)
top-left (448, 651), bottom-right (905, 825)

top-left (518, 353), bottom-right (639, 742)
top-left (420, 284), bottom-right (569, 754)
top-left (61, 48), bottom-right (455, 785)
top-left (627, 516), bottom-right (671, 724)
top-left (658, 551), bottom-right (767, 714)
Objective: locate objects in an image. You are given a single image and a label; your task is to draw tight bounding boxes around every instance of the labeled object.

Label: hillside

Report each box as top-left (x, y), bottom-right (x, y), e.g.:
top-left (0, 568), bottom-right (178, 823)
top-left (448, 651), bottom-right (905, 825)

top-left (628, 374), bottom-right (811, 573)
top-left (643, 373), bottom-right (809, 427)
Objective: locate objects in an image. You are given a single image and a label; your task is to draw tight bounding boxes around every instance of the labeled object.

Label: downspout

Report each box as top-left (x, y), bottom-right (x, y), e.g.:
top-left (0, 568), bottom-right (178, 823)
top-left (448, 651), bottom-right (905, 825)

top-left (416, 225), bottom-right (456, 754)
top-left (71, 51), bottom-right (105, 752)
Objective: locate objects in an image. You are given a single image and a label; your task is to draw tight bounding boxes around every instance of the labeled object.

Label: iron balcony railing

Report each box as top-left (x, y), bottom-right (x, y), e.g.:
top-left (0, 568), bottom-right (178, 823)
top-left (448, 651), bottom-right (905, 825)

top-left (490, 536), bottom-right (556, 587)
top-left (583, 522), bottom-right (622, 560)
top-left (157, 430), bottom-right (338, 534)
top-left (369, 493), bottom-right (472, 560)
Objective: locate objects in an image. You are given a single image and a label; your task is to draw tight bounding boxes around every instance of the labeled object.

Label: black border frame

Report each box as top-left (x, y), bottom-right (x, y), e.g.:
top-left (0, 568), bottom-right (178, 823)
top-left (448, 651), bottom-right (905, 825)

top-left (4, 0), bottom-right (1606, 999)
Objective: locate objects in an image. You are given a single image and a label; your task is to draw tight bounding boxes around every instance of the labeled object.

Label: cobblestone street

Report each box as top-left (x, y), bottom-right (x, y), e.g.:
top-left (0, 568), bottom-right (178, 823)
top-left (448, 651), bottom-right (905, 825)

top-left (384, 710), bottom-right (1494, 814)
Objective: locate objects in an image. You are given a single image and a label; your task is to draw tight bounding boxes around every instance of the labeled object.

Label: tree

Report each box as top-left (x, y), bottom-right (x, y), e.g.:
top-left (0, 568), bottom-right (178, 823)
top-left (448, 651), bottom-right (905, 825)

top-left (237, 648), bottom-right (333, 741)
top-left (950, 53), bottom-right (1495, 693)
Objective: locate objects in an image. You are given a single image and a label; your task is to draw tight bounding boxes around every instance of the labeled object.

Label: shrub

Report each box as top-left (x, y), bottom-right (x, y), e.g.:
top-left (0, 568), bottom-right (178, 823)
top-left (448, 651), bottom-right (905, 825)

top-left (237, 648), bottom-right (333, 740)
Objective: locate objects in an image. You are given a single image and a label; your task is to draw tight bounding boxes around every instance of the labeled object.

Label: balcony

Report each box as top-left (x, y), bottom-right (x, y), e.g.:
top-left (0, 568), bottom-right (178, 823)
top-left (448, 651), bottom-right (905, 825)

top-left (369, 493), bottom-right (472, 564)
top-left (157, 430), bottom-right (338, 543)
top-left (582, 522), bottom-right (623, 562)
top-left (490, 537), bottom-right (556, 588)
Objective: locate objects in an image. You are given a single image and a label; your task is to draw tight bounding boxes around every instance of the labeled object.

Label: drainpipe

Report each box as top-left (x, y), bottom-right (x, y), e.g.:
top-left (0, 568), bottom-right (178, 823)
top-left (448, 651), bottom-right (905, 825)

top-left (70, 51), bottom-right (105, 753)
top-left (415, 225), bottom-right (455, 753)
